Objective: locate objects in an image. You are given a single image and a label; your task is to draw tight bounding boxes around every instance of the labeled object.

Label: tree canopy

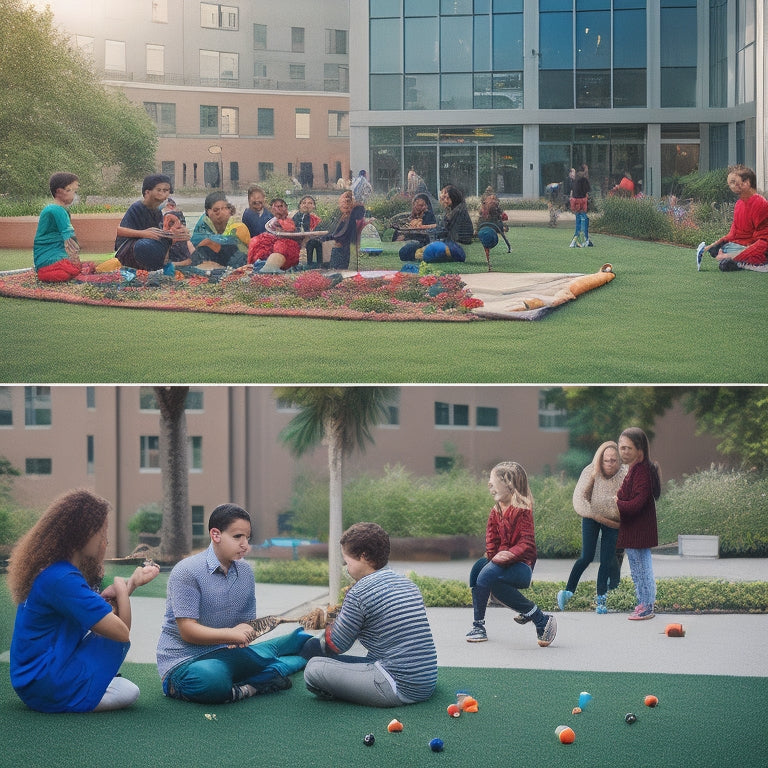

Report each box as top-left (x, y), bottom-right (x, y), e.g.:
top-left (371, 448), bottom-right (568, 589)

top-left (0, 0), bottom-right (156, 197)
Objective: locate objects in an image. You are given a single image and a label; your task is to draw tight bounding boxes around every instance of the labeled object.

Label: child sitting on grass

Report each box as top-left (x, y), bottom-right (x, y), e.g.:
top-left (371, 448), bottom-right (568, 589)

top-left (301, 522), bottom-right (437, 707)
top-left (466, 461), bottom-right (557, 647)
top-left (33, 173), bottom-right (93, 282)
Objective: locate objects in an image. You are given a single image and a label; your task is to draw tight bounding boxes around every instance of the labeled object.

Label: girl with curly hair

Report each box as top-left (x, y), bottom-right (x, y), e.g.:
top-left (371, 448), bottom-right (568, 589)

top-left (8, 489), bottom-right (160, 713)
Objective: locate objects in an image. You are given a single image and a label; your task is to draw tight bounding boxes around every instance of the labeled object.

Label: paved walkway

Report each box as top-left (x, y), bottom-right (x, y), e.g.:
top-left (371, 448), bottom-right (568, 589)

top-left (123, 556), bottom-right (768, 678)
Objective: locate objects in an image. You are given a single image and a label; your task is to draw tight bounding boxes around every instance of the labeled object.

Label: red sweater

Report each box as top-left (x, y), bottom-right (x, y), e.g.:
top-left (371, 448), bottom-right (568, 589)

top-left (485, 504), bottom-right (537, 570)
top-left (725, 193), bottom-right (768, 266)
top-left (616, 462), bottom-right (658, 549)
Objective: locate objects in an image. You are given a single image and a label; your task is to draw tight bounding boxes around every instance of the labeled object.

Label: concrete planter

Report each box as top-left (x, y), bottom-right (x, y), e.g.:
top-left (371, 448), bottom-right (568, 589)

top-left (0, 213), bottom-right (122, 253)
top-left (678, 534), bottom-right (720, 558)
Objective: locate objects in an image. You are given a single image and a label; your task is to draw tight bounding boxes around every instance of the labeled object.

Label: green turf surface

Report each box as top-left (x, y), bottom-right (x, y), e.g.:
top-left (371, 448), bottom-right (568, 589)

top-left (1, 229), bottom-right (765, 383)
top-left (0, 663), bottom-right (765, 768)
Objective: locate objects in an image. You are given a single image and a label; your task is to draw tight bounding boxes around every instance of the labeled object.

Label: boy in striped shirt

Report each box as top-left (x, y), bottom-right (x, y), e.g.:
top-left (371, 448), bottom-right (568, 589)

top-left (302, 523), bottom-right (437, 707)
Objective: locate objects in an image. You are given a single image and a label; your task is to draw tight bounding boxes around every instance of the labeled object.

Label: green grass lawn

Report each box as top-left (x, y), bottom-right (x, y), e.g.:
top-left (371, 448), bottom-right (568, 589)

top-left (1, 228), bottom-right (765, 383)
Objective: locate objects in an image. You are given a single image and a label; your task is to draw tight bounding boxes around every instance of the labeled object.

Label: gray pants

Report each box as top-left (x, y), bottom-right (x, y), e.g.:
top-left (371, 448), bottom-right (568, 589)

top-left (303, 657), bottom-right (404, 707)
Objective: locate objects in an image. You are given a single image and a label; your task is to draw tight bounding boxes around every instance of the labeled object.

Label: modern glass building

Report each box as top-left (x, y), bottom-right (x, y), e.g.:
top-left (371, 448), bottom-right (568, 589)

top-left (350, 0), bottom-right (760, 198)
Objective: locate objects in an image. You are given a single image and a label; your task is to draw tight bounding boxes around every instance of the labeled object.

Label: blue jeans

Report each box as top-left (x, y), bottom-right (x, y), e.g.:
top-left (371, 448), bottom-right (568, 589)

top-left (469, 557), bottom-right (535, 621)
top-left (625, 548), bottom-right (656, 607)
top-left (164, 628), bottom-right (311, 704)
top-left (574, 212), bottom-right (590, 239)
top-left (566, 518), bottom-right (620, 595)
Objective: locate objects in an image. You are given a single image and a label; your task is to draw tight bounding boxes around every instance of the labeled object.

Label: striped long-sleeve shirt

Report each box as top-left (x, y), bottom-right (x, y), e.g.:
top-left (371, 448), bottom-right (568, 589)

top-left (327, 567), bottom-right (437, 703)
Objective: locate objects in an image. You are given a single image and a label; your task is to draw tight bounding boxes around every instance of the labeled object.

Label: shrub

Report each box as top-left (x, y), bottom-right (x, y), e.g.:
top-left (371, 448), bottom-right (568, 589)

top-left (251, 558), bottom-right (329, 586)
top-left (593, 196), bottom-right (675, 242)
top-left (678, 168), bottom-right (731, 204)
top-left (657, 470), bottom-right (768, 556)
top-left (127, 504), bottom-right (162, 548)
top-left (0, 505), bottom-right (40, 549)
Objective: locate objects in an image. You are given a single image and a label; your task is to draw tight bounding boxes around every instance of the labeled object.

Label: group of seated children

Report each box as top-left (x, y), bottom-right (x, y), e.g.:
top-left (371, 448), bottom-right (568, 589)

top-left (32, 174), bottom-right (367, 282)
top-left (8, 491), bottom-right (437, 712)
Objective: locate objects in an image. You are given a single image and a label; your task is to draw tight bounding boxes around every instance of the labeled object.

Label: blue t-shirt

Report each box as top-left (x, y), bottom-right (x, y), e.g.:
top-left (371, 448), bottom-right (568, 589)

top-left (10, 561), bottom-right (127, 713)
top-left (156, 544), bottom-right (257, 680)
top-left (33, 203), bottom-right (75, 269)
top-left (242, 208), bottom-right (271, 238)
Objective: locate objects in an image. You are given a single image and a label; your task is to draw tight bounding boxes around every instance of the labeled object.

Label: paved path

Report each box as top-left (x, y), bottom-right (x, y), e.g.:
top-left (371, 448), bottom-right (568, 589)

top-left (121, 556), bottom-right (768, 678)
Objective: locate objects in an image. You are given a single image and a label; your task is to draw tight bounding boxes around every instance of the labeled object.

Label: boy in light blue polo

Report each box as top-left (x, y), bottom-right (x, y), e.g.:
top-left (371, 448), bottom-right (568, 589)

top-left (157, 503), bottom-right (311, 704)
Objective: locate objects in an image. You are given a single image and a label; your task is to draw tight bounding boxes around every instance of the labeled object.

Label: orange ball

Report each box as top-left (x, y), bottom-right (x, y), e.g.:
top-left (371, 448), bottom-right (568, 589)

top-left (387, 719), bottom-right (403, 732)
top-left (447, 704), bottom-right (461, 718)
top-left (644, 695), bottom-right (659, 708)
top-left (556, 725), bottom-right (576, 744)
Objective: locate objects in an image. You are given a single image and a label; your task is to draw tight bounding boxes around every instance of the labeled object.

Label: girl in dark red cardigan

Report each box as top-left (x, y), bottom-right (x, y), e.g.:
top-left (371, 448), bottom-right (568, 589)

top-left (616, 428), bottom-right (662, 620)
top-left (465, 461), bottom-right (557, 647)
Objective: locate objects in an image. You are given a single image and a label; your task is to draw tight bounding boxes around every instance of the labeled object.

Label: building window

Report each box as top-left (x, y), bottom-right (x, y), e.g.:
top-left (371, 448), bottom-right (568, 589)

top-left (87, 435), bottom-right (95, 474)
top-left (144, 102), bottom-right (176, 134)
top-left (139, 387), bottom-right (159, 410)
top-left (434, 402), bottom-right (469, 427)
top-left (140, 436), bottom-right (160, 470)
top-left (328, 110), bottom-right (349, 137)
top-left (324, 63), bottom-right (348, 91)
top-left (476, 406), bottom-right (499, 429)
top-left (295, 108), bottom-right (310, 139)
top-left (221, 107), bottom-right (239, 135)
top-left (660, 0), bottom-right (697, 107)
top-left (201, 3), bottom-right (238, 31)
top-left (257, 108), bottom-right (274, 136)
top-left (189, 436), bottom-right (203, 471)
top-left (200, 105), bottom-right (218, 135)
top-left (253, 23), bottom-right (267, 50)
top-left (275, 398), bottom-right (300, 413)
top-left (435, 456), bottom-right (455, 473)
top-left (26, 458), bottom-right (52, 475)
top-left (326, 28), bottom-right (347, 55)
top-left (258, 162), bottom-right (274, 181)
top-left (192, 505), bottom-right (206, 539)
top-left (383, 404), bottom-right (400, 426)
top-left (161, 160), bottom-right (175, 188)
top-left (0, 387), bottom-right (12, 426)
top-left (24, 386), bottom-right (51, 427)
top-left (104, 40), bottom-right (126, 72)
top-left (736, 0), bottom-right (756, 104)
top-left (291, 27), bottom-right (305, 53)
top-left (200, 50), bottom-right (239, 83)
top-left (538, 391), bottom-right (567, 430)
top-left (146, 44), bottom-right (164, 76)
top-left (186, 389), bottom-right (204, 411)
top-left (290, 64), bottom-right (305, 81)
top-left (152, 0), bottom-right (168, 23)
top-left (709, 0), bottom-right (728, 108)
top-left (85, 386), bottom-right (95, 409)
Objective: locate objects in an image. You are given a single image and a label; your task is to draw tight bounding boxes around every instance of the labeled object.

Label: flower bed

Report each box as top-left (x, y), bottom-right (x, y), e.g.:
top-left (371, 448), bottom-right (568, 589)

top-left (0, 267), bottom-right (484, 322)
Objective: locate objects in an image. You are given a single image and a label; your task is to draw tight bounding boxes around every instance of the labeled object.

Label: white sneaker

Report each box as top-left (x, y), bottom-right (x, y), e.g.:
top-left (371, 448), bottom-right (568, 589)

top-left (696, 241), bottom-right (706, 271)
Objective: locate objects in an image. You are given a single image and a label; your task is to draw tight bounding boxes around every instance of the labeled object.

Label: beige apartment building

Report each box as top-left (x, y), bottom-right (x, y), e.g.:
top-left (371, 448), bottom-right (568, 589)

top-left (33, 0), bottom-right (352, 191)
top-left (0, 386), bottom-right (720, 558)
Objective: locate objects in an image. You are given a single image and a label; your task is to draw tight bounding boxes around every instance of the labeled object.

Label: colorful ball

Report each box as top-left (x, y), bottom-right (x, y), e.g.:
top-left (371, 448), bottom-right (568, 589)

top-left (478, 226), bottom-right (499, 250)
top-left (625, 713), bottom-right (637, 724)
top-left (578, 691), bottom-right (593, 709)
top-left (555, 725), bottom-right (576, 744)
top-left (644, 695), bottom-right (659, 708)
top-left (429, 738), bottom-right (445, 752)
top-left (363, 733), bottom-right (375, 746)
top-left (572, 707), bottom-right (582, 715)
top-left (447, 704), bottom-right (461, 718)
top-left (387, 719), bottom-right (404, 732)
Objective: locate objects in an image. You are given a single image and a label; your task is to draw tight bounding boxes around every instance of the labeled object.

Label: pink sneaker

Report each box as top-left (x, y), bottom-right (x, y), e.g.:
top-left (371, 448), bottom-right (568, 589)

top-left (628, 604), bottom-right (655, 621)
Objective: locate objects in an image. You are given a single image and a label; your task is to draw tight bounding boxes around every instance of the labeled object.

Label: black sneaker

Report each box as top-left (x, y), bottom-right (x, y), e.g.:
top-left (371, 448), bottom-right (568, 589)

top-left (245, 675), bottom-right (292, 698)
top-left (466, 622), bottom-right (488, 642)
top-left (719, 258), bottom-right (740, 272)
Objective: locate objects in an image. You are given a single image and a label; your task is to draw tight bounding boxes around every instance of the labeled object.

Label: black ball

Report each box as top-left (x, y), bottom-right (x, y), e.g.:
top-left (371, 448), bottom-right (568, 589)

top-left (625, 713), bottom-right (637, 724)
top-left (363, 733), bottom-right (375, 746)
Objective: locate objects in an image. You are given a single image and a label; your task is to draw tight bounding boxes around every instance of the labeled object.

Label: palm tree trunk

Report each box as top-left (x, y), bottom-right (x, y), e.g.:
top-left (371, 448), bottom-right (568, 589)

top-left (327, 419), bottom-right (344, 603)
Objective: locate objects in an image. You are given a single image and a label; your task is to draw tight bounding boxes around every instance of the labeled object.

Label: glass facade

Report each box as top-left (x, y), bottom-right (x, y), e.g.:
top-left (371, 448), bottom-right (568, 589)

top-left (364, 1), bottom-right (758, 197)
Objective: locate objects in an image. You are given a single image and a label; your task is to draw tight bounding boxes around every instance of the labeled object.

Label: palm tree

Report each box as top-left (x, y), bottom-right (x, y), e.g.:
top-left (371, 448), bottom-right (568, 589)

top-left (275, 386), bottom-right (397, 602)
top-left (154, 386), bottom-right (191, 562)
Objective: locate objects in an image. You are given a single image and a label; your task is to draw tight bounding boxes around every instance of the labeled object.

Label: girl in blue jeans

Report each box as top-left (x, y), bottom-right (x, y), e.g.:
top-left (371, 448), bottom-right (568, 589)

top-left (558, 441), bottom-right (627, 613)
top-left (466, 462), bottom-right (557, 648)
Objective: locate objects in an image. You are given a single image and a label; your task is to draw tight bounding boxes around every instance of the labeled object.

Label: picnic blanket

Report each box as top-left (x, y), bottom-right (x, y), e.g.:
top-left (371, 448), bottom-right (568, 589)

top-left (0, 265), bottom-right (616, 322)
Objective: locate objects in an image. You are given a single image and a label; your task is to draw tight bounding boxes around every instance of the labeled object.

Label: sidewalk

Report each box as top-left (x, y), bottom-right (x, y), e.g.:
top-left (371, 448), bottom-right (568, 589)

top-left (125, 556), bottom-right (768, 678)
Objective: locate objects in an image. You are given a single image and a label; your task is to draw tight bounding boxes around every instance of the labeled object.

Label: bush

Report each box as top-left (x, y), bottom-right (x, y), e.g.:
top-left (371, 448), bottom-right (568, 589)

top-left (678, 168), bottom-right (731, 204)
top-left (657, 470), bottom-right (768, 556)
top-left (251, 558), bottom-right (329, 586)
top-left (127, 504), bottom-right (162, 548)
top-left (593, 197), bottom-right (675, 242)
top-left (0, 505), bottom-right (39, 549)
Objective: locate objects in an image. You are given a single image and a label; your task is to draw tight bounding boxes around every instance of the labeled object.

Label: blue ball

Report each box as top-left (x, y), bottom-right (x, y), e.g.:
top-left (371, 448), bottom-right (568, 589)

top-left (429, 738), bottom-right (444, 752)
